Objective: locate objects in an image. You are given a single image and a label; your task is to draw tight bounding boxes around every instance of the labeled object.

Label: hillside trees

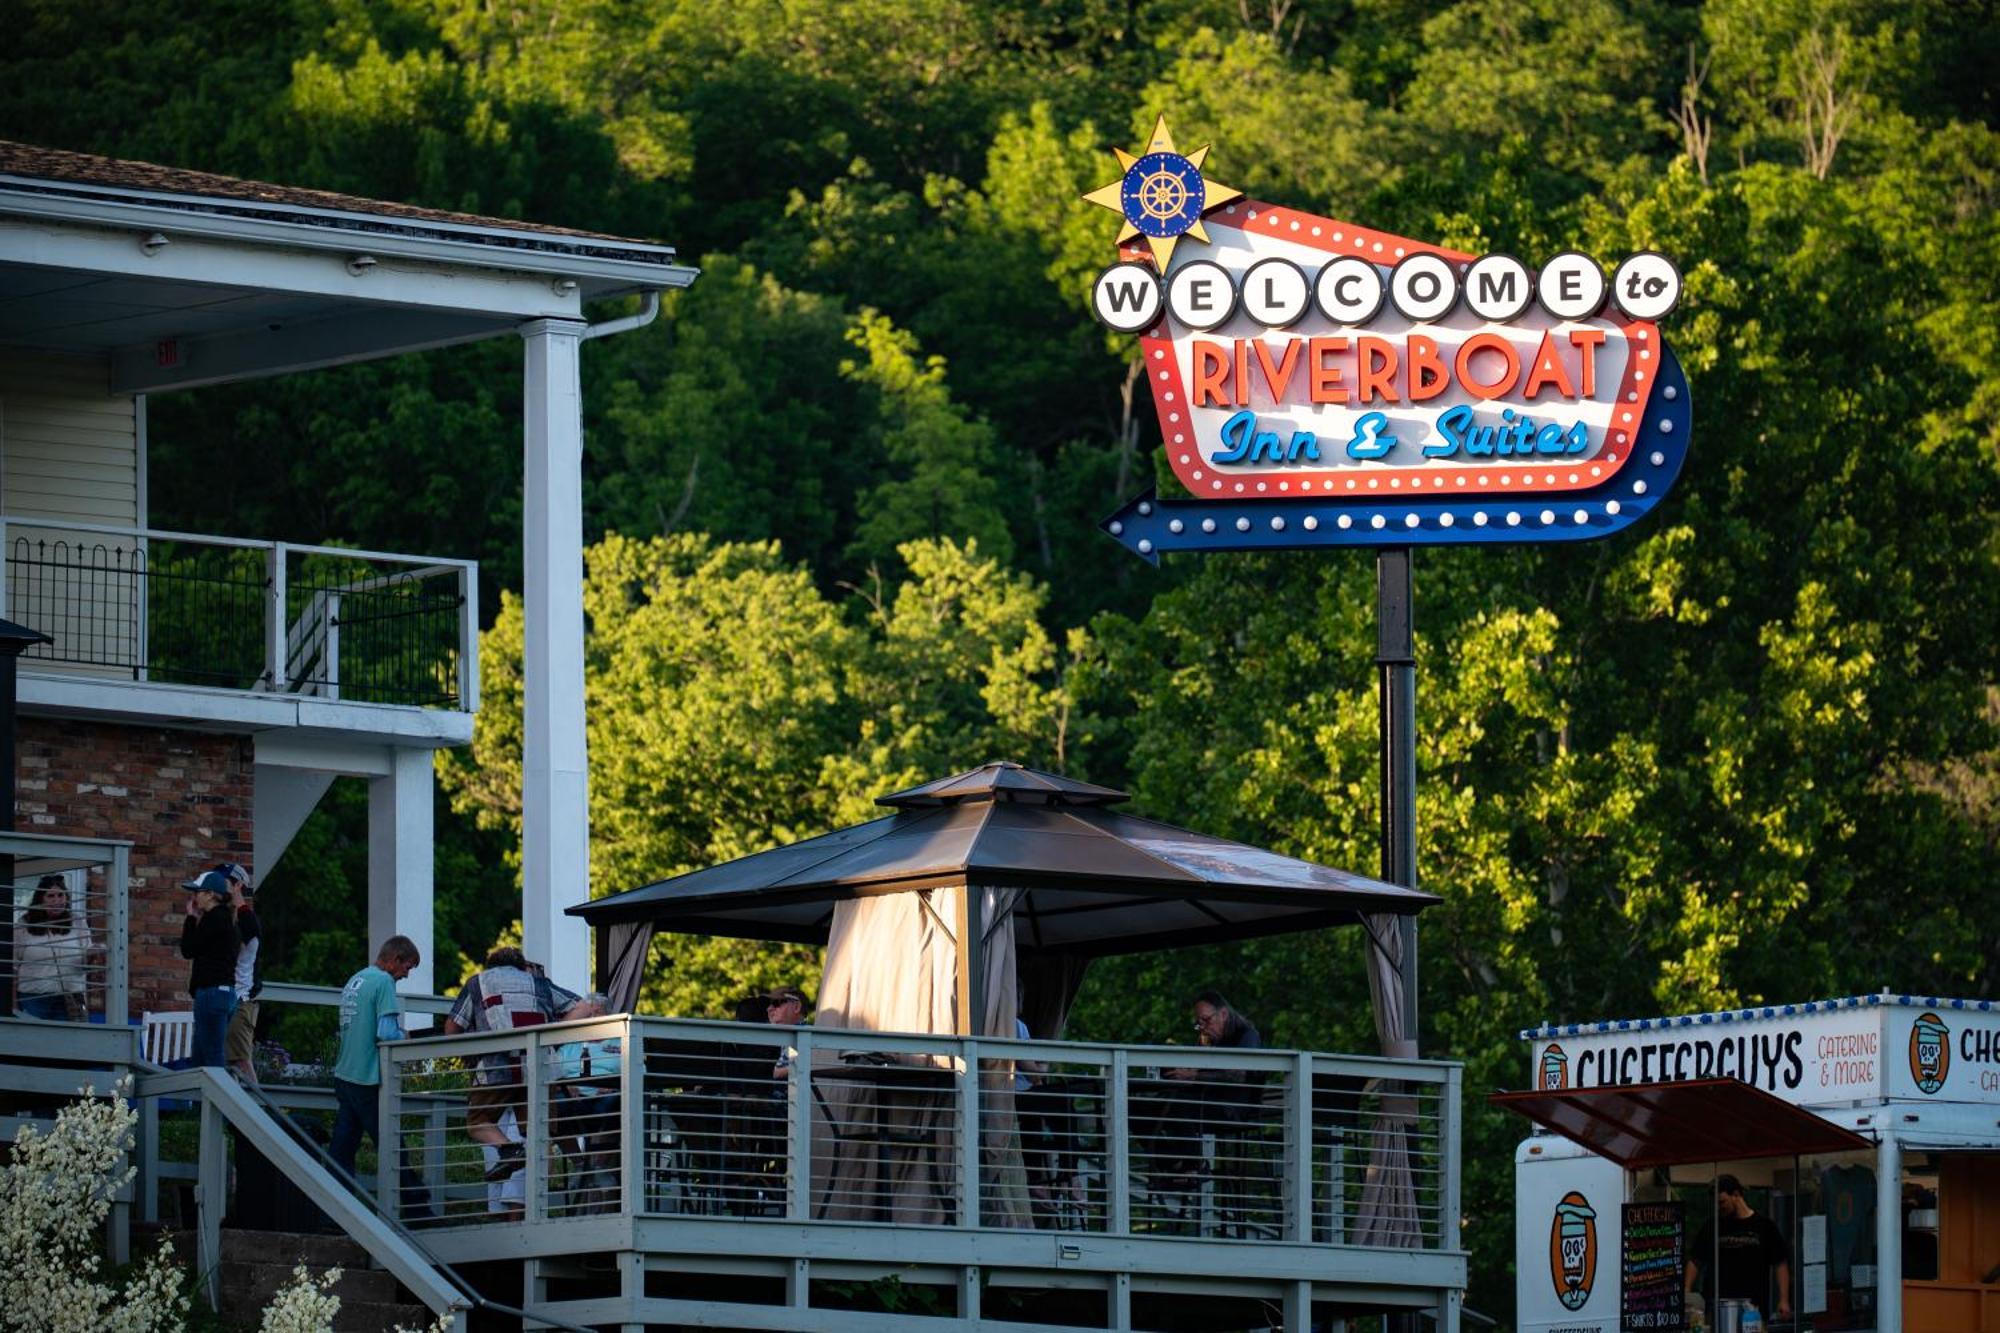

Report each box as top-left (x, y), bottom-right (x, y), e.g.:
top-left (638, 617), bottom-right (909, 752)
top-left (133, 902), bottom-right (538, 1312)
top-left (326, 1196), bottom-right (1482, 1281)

top-left (1, 0), bottom-right (1997, 1315)
top-left (437, 533), bottom-right (1096, 1016)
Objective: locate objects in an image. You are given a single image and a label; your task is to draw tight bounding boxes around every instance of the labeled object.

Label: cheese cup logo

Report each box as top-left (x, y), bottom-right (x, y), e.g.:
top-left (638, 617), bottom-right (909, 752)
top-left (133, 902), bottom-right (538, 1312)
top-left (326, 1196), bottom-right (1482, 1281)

top-left (1540, 1043), bottom-right (1569, 1090)
top-left (1910, 1012), bottom-right (1950, 1095)
top-left (1550, 1191), bottom-right (1598, 1311)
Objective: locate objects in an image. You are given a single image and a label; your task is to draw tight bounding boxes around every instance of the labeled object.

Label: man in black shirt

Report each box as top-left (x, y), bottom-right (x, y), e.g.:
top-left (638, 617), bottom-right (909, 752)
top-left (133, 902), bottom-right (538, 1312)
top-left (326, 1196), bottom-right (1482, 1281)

top-left (1687, 1173), bottom-right (1793, 1320)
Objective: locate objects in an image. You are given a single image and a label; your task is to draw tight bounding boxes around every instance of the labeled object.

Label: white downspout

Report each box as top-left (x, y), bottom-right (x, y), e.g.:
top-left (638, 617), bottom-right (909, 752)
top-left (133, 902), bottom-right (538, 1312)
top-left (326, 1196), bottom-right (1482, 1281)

top-left (580, 290), bottom-right (661, 342)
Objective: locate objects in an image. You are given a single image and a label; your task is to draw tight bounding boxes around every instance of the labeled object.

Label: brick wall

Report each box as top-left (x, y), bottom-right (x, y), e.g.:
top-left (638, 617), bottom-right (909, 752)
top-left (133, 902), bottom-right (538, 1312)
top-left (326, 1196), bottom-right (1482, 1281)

top-left (17, 718), bottom-right (253, 1019)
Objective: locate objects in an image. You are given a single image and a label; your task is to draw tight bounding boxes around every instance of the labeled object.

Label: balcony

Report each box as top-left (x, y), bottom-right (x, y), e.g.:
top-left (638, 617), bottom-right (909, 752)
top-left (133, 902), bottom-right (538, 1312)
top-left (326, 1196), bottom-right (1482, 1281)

top-left (364, 1015), bottom-right (1465, 1329)
top-left (1, 516), bottom-right (477, 743)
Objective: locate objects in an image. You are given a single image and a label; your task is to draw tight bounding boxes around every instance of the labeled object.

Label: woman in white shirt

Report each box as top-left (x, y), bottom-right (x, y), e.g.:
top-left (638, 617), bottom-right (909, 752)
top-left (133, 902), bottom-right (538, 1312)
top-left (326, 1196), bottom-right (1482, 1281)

top-left (16, 875), bottom-right (95, 1021)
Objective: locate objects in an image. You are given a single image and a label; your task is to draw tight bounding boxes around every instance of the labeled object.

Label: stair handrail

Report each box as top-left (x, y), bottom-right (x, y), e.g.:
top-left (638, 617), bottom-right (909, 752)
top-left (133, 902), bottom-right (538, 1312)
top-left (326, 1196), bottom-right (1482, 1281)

top-left (226, 1074), bottom-right (594, 1333)
top-left (136, 1064), bottom-right (592, 1333)
top-left (137, 1067), bottom-right (470, 1328)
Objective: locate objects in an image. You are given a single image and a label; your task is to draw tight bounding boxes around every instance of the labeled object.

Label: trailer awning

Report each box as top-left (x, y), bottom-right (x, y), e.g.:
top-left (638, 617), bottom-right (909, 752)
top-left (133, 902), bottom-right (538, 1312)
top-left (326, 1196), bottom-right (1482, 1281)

top-left (1490, 1079), bottom-right (1871, 1169)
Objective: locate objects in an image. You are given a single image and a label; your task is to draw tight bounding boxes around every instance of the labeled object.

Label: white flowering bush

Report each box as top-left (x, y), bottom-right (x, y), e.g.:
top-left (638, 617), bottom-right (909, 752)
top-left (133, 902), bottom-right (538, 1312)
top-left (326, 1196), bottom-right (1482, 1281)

top-left (4, 1086), bottom-right (458, 1333)
top-left (258, 1267), bottom-right (340, 1333)
top-left (0, 1083), bottom-right (187, 1332)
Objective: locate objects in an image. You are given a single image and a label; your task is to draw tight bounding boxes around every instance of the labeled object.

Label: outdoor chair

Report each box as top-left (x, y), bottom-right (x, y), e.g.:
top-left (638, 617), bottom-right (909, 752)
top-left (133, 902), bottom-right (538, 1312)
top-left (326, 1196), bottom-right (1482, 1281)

top-left (141, 1009), bottom-right (195, 1066)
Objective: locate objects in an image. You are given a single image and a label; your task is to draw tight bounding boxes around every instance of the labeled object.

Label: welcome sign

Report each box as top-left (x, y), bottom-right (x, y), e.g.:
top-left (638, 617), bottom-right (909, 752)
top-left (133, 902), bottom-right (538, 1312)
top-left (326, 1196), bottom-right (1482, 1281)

top-left (1086, 118), bottom-right (1690, 559)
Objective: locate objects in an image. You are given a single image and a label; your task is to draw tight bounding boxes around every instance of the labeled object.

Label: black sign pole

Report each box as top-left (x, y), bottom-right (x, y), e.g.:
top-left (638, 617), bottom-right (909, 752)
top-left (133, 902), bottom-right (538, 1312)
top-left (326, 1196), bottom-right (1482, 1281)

top-left (1376, 546), bottom-right (1419, 1038)
top-left (1377, 545), bottom-right (1419, 1331)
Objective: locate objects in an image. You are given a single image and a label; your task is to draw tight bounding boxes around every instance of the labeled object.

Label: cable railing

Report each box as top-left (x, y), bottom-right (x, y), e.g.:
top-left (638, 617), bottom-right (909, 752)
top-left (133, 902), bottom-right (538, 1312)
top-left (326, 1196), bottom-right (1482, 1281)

top-left (379, 1016), bottom-right (1462, 1251)
top-left (1, 830), bottom-right (131, 1026)
top-left (136, 1065), bottom-right (475, 1330)
top-left (0, 517), bottom-right (478, 711)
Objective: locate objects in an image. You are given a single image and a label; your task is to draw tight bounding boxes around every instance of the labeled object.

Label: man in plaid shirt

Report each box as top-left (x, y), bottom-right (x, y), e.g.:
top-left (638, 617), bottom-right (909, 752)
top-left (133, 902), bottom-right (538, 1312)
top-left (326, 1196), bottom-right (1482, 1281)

top-left (444, 946), bottom-right (583, 1181)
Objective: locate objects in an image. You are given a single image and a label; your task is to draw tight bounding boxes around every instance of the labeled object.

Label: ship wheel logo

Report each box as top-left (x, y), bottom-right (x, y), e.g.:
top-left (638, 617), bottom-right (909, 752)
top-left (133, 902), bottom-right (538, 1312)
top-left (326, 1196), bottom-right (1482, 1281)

top-left (1126, 154), bottom-right (1203, 235)
top-left (1084, 115), bottom-right (1241, 271)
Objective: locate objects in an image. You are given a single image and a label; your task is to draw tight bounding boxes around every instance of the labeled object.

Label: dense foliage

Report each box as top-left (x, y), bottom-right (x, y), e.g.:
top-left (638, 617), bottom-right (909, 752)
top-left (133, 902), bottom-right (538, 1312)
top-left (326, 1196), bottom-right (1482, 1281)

top-left (5, 0), bottom-right (1995, 1315)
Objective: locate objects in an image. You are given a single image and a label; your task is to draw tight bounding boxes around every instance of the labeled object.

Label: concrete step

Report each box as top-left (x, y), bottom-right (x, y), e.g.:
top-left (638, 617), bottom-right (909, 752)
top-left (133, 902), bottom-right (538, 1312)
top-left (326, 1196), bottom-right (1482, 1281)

top-left (162, 1228), bottom-right (440, 1330)
top-left (219, 1227), bottom-right (372, 1269)
top-left (219, 1258), bottom-right (403, 1307)
top-left (331, 1298), bottom-right (435, 1331)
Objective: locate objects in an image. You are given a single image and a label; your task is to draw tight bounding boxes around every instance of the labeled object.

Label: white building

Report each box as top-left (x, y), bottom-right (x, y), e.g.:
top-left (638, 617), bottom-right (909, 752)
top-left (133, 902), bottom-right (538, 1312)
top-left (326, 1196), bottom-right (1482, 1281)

top-left (0, 138), bottom-right (696, 1005)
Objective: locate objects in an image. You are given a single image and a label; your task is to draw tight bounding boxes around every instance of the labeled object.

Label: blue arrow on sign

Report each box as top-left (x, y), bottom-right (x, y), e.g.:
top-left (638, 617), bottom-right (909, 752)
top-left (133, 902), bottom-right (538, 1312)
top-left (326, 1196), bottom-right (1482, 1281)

top-left (1102, 344), bottom-right (1691, 563)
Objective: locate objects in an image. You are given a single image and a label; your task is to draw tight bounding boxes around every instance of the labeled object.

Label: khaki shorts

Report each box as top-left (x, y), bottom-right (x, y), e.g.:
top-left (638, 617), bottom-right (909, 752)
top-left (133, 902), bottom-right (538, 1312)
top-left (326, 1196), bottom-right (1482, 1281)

top-left (225, 999), bottom-right (259, 1064)
top-left (467, 1080), bottom-right (527, 1130)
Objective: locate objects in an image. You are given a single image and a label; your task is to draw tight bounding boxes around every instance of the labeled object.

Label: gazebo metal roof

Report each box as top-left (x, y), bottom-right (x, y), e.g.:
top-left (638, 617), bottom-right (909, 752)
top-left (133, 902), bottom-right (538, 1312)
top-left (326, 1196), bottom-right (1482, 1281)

top-left (570, 762), bottom-right (1438, 958)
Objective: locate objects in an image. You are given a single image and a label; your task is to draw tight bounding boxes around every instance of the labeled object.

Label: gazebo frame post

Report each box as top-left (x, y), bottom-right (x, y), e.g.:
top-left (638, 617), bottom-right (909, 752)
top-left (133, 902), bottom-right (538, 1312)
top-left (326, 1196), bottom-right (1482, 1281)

top-left (955, 882), bottom-right (984, 1036)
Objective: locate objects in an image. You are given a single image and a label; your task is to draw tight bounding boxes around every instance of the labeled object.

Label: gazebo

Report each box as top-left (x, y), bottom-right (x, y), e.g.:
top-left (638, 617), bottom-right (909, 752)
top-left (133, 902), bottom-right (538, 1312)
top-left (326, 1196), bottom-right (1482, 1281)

top-left (573, 761), bottom-right (1438, 1047)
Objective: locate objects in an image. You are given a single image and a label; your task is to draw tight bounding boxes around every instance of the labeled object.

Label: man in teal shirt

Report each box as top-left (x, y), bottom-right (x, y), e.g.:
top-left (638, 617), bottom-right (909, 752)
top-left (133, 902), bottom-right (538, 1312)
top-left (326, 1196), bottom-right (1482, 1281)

top-left (330, 936), bottom-right (432, 1219)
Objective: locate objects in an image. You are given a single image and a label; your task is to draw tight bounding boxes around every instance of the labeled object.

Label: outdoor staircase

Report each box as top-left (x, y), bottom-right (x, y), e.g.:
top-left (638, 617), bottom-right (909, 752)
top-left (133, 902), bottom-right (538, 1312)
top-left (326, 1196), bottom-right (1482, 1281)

top-left (164, 1228), bottom-right (432, 1331)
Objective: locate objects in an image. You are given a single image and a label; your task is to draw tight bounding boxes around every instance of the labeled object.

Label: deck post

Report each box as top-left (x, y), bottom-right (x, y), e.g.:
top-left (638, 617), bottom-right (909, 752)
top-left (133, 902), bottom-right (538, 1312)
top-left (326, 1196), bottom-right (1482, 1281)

top-left (196, 1092), bottom-right (225, 1314)
top-left (1110, 1270), bottom-right (1132, 1331)
top-left (379, 1049), bottom-right (403, 1224)
top-left (1109, 1049), bottom-right (1131, 1236)
top-left (621, 1016), bottom-right (642, 1218)
top-left (620, 1251), bottom-right (648, 1333)
top-left (958, 1038), bottom-right (980, 1226)
top-left (264, 543), bottom-right (287, 691)
top-left (137, 1088), bottom-right (159, 1223)
top-left (107, 845), bottom-right (129, 1025)
top-left (1441, 1063), bottom-right (1462, 1250)
top-left (1286, 1050), bottom-right (1313, 1241)
top-left (455, 560), bottom-right (480, 712)
top-left (524, 1030), bottom-right (547, 1222)
top-left (1285, 1280), bottom-right (1313, 1333)
top-left (523, 1257), bottom-right (550, 1329)
top-left (788, 1027), bottom-right (815, 1220)
top-left (786, 1257), bottom-right (810, 1312)
top-left (958, 1265), bottom-right (981, 1322)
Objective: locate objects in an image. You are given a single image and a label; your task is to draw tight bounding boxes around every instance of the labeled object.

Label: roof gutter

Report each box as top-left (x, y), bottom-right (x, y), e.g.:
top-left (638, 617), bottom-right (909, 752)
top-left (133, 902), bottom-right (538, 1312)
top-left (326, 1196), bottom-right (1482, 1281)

top-left (0, 184), bottom-right (700, 292)
top-left (581, 289), bottom-right (661, 341)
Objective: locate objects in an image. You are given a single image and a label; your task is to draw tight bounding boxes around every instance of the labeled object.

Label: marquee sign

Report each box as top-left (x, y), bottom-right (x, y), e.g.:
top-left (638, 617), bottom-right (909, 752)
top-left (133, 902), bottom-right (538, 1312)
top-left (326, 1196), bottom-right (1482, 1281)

top-left (1524, 995), bottom-right (2000, 1110)
top-left (1084, 118), bottom-right (1690, 561)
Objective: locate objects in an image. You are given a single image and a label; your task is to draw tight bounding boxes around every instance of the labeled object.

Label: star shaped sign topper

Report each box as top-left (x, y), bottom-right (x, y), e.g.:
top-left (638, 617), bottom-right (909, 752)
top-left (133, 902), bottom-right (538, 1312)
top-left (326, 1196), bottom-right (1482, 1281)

top-left (1082, 114), bottom-right (1242, 272)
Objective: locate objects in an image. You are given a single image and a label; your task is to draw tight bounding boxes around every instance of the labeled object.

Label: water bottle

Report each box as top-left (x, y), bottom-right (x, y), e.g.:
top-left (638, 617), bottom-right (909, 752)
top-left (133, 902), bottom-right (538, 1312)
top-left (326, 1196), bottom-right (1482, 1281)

top-left (1740, 1304), bottom-right (1763, 1333)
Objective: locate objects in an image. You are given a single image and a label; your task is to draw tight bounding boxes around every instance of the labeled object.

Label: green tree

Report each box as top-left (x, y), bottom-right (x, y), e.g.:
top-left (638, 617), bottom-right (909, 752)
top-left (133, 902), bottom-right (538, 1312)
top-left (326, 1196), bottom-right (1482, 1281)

top-left (439, 531), bottom-right (1094, 1015)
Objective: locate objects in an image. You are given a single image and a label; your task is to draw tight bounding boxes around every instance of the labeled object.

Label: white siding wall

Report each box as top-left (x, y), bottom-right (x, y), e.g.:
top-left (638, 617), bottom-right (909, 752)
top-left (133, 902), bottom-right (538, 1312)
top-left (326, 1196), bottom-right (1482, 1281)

top-left (0, 352), bottom-right (140, 671)
top-left (0, 352), bottom-right (138, 523)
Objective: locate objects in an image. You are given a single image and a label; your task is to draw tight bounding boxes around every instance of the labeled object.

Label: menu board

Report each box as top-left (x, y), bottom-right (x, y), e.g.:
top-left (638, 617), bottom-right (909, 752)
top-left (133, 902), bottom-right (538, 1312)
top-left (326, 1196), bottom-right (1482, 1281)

top-left (1622, 1201), bottom-right (1686, 1331)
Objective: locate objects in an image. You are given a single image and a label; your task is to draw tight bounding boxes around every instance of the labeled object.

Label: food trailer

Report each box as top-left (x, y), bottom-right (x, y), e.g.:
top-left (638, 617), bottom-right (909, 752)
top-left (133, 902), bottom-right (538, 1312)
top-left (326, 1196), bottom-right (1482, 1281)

top-left (1496, 994), bottom-right (2000, 1333)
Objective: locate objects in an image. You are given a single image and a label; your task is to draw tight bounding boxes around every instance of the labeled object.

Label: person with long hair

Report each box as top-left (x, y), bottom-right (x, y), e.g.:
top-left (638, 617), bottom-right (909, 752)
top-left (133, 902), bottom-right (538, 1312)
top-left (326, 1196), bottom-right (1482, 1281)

top-left (15, 874), bottom-right (95, 1021)
top-left (179, 869), bottom-right (240, 1066)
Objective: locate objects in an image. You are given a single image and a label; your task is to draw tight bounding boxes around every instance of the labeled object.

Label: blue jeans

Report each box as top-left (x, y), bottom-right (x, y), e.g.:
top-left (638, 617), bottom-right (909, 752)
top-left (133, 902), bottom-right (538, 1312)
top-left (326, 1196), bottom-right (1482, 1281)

top-left (331, 1077), bottom-right (433, 1219)
top-left (16, 994), bottom-right (70, 1021)
top-left (190, 986), bottom-right (236, 1067)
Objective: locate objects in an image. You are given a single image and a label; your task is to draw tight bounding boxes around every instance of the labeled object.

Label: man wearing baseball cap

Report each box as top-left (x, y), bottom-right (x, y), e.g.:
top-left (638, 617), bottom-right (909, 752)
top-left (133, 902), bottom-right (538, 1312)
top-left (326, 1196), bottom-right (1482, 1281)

top-left (178, 868), bottom-right (241, 1068)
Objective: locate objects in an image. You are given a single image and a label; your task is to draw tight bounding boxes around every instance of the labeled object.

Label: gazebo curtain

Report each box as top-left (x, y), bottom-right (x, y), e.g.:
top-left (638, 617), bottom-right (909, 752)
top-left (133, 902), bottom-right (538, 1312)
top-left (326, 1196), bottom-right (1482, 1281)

top-left (603, 919), bottom-right (655, 1014)
top-left (1356, 911), bottom-right (1422, 1246)
top-left (811, 885), bottom-right (1034, 1227)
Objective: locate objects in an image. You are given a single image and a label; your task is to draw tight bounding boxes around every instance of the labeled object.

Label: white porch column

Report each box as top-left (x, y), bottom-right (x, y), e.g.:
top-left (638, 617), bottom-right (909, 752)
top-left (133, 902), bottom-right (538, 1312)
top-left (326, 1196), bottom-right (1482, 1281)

top-left (520, 318), bottom-right (592, 991)
top-left (368, 745), bottom-right (436, 1007)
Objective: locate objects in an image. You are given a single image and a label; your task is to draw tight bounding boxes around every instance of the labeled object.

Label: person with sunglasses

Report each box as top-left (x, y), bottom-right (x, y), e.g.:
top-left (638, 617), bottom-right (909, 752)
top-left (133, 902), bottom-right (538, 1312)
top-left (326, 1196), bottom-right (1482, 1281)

top-left (1168, 991), bottom-right (1263, 1075)
top-left (1135, 990), bottom-right (1265, 1214)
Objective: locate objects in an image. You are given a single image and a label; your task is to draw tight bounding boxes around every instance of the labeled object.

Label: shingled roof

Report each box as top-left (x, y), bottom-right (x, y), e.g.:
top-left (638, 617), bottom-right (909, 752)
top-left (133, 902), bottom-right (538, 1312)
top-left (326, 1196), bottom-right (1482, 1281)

top-left (0, 139), bottom-right (676, 260)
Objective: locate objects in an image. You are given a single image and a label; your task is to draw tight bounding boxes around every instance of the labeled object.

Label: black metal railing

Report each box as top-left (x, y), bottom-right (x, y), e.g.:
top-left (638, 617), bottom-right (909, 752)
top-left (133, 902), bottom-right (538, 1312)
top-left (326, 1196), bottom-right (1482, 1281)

top-left (1, 520), bottom-right (476, 711)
